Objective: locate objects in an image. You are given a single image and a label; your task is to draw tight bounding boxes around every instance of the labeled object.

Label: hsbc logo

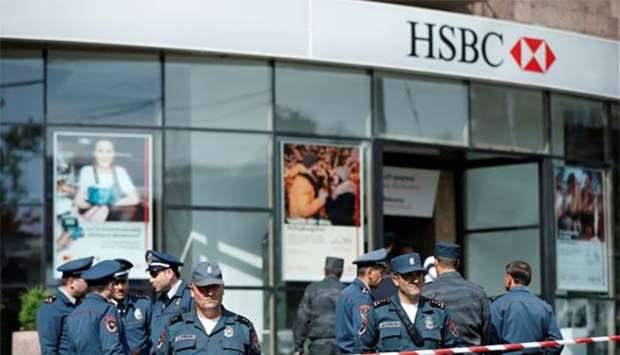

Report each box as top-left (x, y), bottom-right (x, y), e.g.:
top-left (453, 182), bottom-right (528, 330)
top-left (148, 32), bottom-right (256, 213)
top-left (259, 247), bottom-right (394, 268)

top-left (408, 22), bottom-right (556, 74)
top-left (510, 37), bottom-right (556, 73)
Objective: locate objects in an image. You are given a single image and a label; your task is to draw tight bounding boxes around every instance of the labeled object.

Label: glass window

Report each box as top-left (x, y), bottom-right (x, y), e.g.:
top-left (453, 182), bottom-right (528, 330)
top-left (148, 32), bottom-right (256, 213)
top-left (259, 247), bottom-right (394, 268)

top-left (466, 163), bottom-right (539, 229)
top-left (47, 51), bottom-right (161, 126)
top-left (466, 228), bottom-right (541, 296)
top-left (165, 131), bottom-right (270, 208)
top-left (275, 63), bottom-right (370, 137)
top-left (275, 287), bottom-right (306, 355)
top-left (0, 49), bottom-right (44, 123)
top-left (0, 125), bottom-right (44, 204)
top-left (1, 206), bottom-right (43, 285)
top-left (224, 289), bottom-right (271, 352)
top-left (551, 94), bottom-right (607, 160)
top-left (375, 72), bottom-right (468, 144)
top-left (165, 210), bottom-right (270, 287)
top-left (555, 298), bottom-right (614, 354)
top-left (165, 56), bottom-right (272, 130)
top-left (471, 83), bottom-right (545, 151)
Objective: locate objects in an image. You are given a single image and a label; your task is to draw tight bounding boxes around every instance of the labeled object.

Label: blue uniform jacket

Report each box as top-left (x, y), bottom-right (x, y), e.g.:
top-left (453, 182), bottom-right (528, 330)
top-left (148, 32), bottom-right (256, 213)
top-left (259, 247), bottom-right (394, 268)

top-left (66, 292), bottom-right (130, 355)
top-left (36, 288), bottom-right (77, 355)
top-left (156, 307), bottom-right (261, 355)
top-left (359, 295), bottom-right (460, 352)
top-left (491, 286), bottom-right (563, 354)
top-left (150, 281), bottom-right (194, 354)
top-left (116, 294), bottom-right (153, 355)
top-left (334, 278), bottom-right (374, 353)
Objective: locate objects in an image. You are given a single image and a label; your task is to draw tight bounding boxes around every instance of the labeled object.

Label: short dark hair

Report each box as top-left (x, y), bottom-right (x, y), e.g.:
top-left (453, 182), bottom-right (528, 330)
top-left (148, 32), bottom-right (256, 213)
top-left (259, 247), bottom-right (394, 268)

top-left (505, 260), bottom-right (531, 286)
top-left (436, 256), bottom-right (459, 269)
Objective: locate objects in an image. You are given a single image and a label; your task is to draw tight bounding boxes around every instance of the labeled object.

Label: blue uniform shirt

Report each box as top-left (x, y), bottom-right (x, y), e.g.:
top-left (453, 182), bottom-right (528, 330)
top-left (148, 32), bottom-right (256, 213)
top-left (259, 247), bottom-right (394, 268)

top-left (36, 288), bottom-right (77, 355)
top-left (334, 278), bottom-right (374, 353)
top-left (156, 307), bottom-right (261, 355)
top-left (115, 294), bottom-right (152, 355)
top-left (150, 280), bottom-right (194, 353)
top-left (491, 286), bottom-right (563, 354)
top-left (66, 292), bottom-right (130, 355)
top-left (359, 295), bottom-right (460, 352)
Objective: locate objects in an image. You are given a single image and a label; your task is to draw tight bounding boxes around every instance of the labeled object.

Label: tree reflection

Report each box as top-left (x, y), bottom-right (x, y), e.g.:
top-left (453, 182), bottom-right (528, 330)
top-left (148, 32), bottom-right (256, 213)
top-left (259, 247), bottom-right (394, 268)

top-left (0, 125), bottom-right (43, 203)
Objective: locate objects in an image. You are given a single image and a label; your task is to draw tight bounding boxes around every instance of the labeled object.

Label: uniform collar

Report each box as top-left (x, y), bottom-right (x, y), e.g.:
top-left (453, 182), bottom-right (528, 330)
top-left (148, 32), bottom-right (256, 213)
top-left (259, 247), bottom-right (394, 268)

top-left (85, 292), bottom-right (109, 302)
top-left (189, 306), bottom-right (235, 335)
top-left (325, 274), bottom-right (340, 282)
top-left (167, 279), bottom-right (184, 300)
top-left (509, 285), bottom-right (531, 293)
top-left (437, 271), bottom-right (461, 279)
top-left (57, 287), bottom-right (77, 305)
top-left (353, 278), bottom-right (370, 293)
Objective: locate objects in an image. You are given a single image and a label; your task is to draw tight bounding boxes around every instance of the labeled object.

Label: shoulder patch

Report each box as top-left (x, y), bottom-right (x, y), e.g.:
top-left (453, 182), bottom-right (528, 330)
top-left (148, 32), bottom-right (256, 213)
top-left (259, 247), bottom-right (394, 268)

top-left (429, 299), bottom-right (445, 309)
top-left (43, 295), bottom-right (57, 304)
top-left (234, 314), bottom-right (253, 327)
top-left (373, 298), bottom-right (391, 308)
top-left (168, 314), bottom-right (183, 325)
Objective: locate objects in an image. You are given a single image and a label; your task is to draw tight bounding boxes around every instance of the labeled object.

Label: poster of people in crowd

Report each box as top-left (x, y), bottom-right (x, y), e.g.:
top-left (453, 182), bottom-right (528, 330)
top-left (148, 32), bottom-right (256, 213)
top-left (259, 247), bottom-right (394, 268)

top-left (555, 166), bottom-right (608, 292)
top-left (281, 142), bottom-right (363, 282)
top-left (53, 132), bottom-right (152, 279)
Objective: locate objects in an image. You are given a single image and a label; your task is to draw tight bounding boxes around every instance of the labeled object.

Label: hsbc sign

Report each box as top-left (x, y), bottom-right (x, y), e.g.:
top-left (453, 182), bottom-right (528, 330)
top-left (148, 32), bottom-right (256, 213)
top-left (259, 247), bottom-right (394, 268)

top-left (408, 22), bottom-right (557, 74)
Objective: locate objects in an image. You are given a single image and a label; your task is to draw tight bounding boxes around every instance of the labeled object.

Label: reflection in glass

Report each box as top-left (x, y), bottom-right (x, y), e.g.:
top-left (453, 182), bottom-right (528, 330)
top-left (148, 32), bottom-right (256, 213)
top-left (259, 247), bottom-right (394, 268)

top-left (466, 228), bottom-right (541, 297)
top-left (165, 131), bottom-right (270, 208)
top-left (1, 206), bottom-right (43, 285)
top-left (551, 94), bottom-right (607, 160)
top-left (0, 49), bottom-right (44, 123)
top-left (275, 288), bottom-right (306, 355)
top-left (165, 56), bottom-right (271, 130)
top-left (471, 83), bottom-right (545, 151)
top-left (165, 210), bottom-right (269, 287)
top-left (0, 125), bottom-right (44, 203)
top-left (275, 63), bottom-right (370, 137)
top-left (375, 73), bottom-right (467, 144)
top-left (47, 51), bottom-right (161, 126)
top-left (555, 298), bottom-right (614, 354)
top-left (466, 163), bottom-right (539, 229)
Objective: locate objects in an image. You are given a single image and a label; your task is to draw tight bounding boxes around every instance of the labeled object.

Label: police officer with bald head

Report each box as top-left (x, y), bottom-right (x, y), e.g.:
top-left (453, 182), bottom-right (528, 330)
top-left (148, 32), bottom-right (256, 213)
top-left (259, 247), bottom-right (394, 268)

top-left (146, 250), bottom-right (193, 354)
top-left (37, 256), bottom-right (94, 355)
top-left (359, 252), bottom-right (459, 352)
top-left (335, 248), bottom-right (388, 354)
top-left (293, 256), bottom-right (346, 355)
top-left (66, 259), bottom-right (130, 354)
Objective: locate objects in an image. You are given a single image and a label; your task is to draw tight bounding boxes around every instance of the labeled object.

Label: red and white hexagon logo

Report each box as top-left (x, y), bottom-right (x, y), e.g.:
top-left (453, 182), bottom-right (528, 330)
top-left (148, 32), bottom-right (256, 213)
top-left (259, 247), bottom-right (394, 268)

top-left (510, 37), bottom-right (556, 73)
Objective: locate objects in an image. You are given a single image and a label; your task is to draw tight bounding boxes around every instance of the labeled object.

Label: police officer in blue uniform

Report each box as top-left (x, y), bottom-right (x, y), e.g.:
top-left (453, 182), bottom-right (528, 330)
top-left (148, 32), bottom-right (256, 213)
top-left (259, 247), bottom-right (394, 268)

top-left (359, 252), bottom-right (460, 352)
top-left (112, 259), bottom-right (152, 355)
top-left (156, 261), bottom-right (261, 354)
top-left (66, 259), bottom-right (130, 354)
top-left (491, 260), bottom-right (563, 354)
top-left (146, 250), bottom-right (193, 354)
top-left (335, 248), bottom-right (388, 354)
top-left (37, 256), bottom-right (94, 355)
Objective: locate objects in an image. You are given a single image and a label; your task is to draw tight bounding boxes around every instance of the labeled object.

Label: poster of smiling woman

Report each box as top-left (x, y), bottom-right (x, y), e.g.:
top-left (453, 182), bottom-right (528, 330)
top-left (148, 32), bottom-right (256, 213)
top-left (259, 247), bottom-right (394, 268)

top-left (53, 131), bottom-right (152, 279)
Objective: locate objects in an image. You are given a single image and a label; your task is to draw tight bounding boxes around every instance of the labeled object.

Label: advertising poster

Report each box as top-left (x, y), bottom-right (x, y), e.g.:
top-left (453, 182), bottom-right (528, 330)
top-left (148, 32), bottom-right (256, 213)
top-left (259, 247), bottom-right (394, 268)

top-left (281, 142), bottom-right (363, 282)
top-left (555, 166), bottom-right (608, 292)
top-left (383, 167), bottom-right (440, 218)
top-left (53, 132), bottom-right (153, 279)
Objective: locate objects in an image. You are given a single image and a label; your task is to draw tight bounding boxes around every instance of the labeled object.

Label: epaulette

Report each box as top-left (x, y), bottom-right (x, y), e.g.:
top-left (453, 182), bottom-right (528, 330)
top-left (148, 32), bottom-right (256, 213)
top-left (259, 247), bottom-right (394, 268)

top-left (234, 314), bottom-right (253, 327)
top-left (168, 314), bottom-right (183, 325)
top-left (43, 295), bottom-right (57, 304)
top-left (373, 298), bottom-right (390, 308)
top-left (429, 298), bottom-right (445, 309)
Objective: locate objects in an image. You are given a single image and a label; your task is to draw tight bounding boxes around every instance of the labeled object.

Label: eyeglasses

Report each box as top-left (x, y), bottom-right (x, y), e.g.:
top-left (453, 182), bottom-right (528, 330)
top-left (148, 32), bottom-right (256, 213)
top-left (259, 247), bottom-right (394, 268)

top-left (148, 268), bottom-right (168, 278)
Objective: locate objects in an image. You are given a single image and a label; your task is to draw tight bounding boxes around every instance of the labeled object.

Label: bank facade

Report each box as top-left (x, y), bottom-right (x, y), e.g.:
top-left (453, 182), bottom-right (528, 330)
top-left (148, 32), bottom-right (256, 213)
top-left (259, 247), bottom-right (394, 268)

top-left (1, 0), bottom-right (619, 353)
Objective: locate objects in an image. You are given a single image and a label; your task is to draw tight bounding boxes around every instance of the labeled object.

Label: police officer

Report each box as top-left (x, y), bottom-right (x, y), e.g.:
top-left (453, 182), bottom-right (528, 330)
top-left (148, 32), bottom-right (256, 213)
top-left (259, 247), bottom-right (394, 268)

top-left (37, 256), bottom-right (94, 355)
top-left (335, 248), bottom-right (387, 354)
top-left (359, 252), bottom-right (460, 352)
top-left (146, 250), bottom-right (193, 354)
top-left (422, 242), bottom-right (491, 347)
top-left (292, 256), bottom-right (346, 355)
top-left (491, 260), bottom-right (563, 354)
top-left (156, 261), bottom-right (261, 354)
top-left (112, 259), bottom-right (152, 355)
top-left (66, 259), bottom-right (130, 354)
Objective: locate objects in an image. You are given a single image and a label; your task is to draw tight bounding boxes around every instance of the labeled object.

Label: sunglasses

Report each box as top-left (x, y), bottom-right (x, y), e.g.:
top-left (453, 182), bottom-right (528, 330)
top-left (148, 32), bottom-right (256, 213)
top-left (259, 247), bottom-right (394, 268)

top-left (148, 268), bottom-right (167, 278)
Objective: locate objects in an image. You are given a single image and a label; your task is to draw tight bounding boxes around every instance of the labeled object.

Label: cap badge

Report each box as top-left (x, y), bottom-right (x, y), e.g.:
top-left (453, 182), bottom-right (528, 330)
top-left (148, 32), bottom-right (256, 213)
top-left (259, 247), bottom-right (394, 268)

top-left (224, 326), bottom-right (234, 338)
top-left (207, 266), bottom-right (212, 274)
top-left (409, 257), bottom-right (415, 265)
top-left (134, 308), bottom-right (144, 320)
top-left (425, 315), bottom-right (435, 330)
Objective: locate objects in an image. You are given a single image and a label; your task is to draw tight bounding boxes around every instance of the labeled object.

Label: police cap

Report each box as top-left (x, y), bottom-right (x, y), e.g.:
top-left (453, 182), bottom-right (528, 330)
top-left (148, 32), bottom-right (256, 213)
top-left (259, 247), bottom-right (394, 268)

top-left (324, 257), bottom-right (344, 272)
top-left (82, 260), bottom-right (123, 283)
top-left (353, 248), bottom-right (388, 268)
top-left (391, 252), bottom-right (424, 274)
top-left (192, 261), bottom-right (224, 287)
top-left (114, 258), bottom-right (133, 281)
top-left (57, 256), bottom-right (94, 278)
top-left (434, 242), bottom-right (461, 260)
top-left (145, 250), bottom-right (183, 271)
